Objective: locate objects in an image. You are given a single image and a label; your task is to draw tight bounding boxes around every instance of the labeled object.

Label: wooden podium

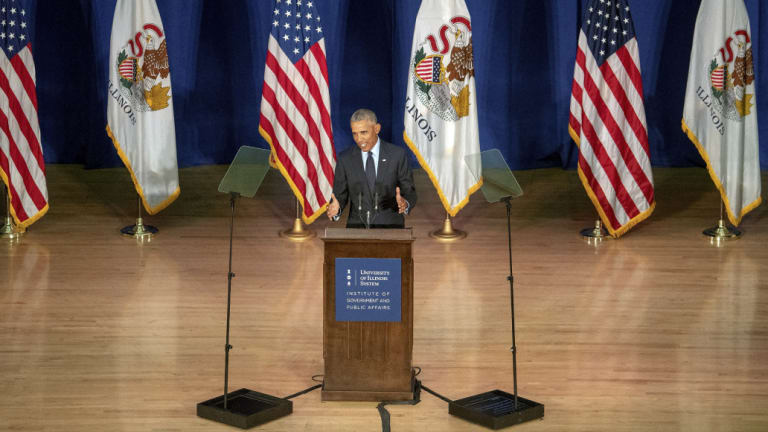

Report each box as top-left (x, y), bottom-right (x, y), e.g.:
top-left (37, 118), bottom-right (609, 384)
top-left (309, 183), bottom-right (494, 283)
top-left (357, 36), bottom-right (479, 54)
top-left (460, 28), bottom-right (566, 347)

top-left (321, 228), bottom-right (415, 401)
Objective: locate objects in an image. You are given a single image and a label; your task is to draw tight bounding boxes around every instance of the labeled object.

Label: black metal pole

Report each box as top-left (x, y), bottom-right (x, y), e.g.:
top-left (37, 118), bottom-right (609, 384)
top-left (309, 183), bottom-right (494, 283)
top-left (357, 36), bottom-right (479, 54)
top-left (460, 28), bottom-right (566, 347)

top-left (223, 193), bottom-right (237, 409)
top-left (504, 197), bottom-right (518, 409)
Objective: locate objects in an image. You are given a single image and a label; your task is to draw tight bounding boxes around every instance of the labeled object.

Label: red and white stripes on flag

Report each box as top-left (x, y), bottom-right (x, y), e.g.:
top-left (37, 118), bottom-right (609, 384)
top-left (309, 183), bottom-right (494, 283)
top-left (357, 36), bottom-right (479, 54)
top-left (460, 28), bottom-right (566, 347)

top-left (0, 42), bottom-right (48, 228)
top-left (258, 1), bottom-right (335, 225)
top-left (568, 0), bottom-right (654, 238)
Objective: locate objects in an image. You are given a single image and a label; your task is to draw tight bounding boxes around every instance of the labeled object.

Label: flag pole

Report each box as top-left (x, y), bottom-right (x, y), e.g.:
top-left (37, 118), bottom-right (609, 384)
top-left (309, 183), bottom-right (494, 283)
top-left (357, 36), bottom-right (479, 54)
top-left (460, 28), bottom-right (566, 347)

top-left (120, 196), bottom-right (158, 240)
top-left (703, 198), bottom-right (741, 240)
top-left (279, 197), bottom-right (315, 240)
top-left (1, 184), bottom-right (22, 240)
top-left (580, 219), bottom-right (608, 243)
top-left (429, 211), bottom-right (467, 242)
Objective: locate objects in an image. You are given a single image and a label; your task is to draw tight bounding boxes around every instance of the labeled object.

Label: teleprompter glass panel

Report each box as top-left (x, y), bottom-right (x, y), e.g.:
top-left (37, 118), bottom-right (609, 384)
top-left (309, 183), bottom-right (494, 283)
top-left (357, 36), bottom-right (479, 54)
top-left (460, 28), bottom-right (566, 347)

top-left (218, 146), bottom-right (271, 198)
top-left (465, 149), bottom-right (523, 203)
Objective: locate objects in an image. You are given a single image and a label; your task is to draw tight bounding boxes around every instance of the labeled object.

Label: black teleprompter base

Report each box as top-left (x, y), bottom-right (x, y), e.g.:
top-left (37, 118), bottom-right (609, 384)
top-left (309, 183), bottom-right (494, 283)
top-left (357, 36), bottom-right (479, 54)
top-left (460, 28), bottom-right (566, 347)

top-left (197, 388), bottom-right (292, 429)
top-left (449, 390), bottom-right (544, 430)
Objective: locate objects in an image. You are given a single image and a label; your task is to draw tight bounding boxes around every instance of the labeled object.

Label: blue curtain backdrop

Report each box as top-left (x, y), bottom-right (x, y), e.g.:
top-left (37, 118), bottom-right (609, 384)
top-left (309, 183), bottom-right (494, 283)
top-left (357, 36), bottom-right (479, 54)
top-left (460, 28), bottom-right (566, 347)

top-left (33, 0), bottom-right (767, 170)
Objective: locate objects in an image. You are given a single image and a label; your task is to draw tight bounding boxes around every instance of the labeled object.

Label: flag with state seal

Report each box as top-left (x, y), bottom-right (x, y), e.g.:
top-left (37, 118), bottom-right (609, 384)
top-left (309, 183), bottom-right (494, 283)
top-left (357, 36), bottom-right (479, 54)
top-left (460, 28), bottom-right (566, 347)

top-left (106, 0), bottom-right (179, 214)
top-left (682, 0), bottom-right (761, 226)
top-left (403, 0), bottom-right (482, 217)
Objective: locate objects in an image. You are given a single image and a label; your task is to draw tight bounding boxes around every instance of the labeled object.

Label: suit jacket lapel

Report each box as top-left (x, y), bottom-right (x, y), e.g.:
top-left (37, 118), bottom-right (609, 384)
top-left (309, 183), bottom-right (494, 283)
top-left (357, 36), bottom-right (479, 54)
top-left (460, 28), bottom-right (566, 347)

top-left (376, 141), bottom-right (391, 189)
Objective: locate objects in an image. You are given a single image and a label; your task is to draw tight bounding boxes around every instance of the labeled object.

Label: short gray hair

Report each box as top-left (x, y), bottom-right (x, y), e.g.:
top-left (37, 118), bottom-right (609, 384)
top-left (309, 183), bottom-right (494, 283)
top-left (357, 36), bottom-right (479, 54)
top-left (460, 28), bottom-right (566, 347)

top-left (350, 108), bottom-right (377, 124)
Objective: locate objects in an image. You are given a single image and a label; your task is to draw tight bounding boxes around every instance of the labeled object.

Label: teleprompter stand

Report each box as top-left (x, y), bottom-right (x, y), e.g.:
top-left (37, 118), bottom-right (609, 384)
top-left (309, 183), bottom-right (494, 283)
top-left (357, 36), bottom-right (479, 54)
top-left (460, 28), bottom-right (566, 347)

top-left (449, 150), bottom-right (544, 429)
top-left (197, 146), bottom-right (292, 429)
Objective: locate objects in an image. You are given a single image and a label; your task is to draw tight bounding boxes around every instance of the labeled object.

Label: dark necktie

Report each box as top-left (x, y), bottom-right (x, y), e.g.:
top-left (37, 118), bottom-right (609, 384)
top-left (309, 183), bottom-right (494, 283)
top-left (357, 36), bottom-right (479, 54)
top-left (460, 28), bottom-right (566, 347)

top-left (365, 151), bottom-right (376, 192)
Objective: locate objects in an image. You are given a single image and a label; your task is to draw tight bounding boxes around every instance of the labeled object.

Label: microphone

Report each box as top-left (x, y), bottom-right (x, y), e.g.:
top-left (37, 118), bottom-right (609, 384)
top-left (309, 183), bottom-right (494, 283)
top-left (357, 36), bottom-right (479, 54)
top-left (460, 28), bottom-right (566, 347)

top-left (357, 191), bottom-right (369, 229)
top-left (374, 192), bottom-right (378, 212)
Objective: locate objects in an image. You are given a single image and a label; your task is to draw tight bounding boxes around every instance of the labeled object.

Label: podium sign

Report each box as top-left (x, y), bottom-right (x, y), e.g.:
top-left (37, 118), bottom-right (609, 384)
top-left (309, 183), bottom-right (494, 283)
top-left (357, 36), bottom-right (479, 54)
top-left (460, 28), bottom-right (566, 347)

top-left (335, 258), bottom-right (402, 322)
top-left (322, 228), bottom-right (415, 401)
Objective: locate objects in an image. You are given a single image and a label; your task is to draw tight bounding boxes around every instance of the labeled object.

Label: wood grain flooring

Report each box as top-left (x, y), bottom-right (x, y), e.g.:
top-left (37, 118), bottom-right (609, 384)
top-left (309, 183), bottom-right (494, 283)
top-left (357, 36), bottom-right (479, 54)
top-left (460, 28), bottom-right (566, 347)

top-left (1, 164), bottom-right (766, 432)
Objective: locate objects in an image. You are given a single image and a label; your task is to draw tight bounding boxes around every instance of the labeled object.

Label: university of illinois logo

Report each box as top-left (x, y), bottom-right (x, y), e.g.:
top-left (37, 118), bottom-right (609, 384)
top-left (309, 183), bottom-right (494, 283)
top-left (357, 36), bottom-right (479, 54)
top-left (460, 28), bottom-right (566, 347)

top-left (412, 16), bottom-right (474, 122)
top-left (707, 29), bottom-right (754, 121)
top-left (115, 23), bottom-right (171, 112)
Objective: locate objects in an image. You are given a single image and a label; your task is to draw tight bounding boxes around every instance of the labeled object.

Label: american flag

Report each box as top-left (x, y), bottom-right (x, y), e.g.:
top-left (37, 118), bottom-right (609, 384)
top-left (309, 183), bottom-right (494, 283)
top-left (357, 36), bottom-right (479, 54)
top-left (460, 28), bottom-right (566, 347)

top-left (259, 0), bottom-right (335, 224)
top-left (0, 0), bottom-right (47, 228)
top-left (569, 0), bottom-right (654, 237)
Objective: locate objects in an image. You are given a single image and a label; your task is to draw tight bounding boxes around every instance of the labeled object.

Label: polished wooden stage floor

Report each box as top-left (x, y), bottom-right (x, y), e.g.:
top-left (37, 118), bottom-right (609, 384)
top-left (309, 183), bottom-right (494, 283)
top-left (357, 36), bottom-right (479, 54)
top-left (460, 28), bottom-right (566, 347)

top-left (1, 165), bottom-right (767, 432)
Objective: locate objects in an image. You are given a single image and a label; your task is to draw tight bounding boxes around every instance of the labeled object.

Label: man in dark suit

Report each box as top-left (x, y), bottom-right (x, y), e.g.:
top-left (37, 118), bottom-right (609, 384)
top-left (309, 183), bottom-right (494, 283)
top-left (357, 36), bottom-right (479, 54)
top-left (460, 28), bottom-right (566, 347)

top-left (327, 109), bottom-right (417, 228)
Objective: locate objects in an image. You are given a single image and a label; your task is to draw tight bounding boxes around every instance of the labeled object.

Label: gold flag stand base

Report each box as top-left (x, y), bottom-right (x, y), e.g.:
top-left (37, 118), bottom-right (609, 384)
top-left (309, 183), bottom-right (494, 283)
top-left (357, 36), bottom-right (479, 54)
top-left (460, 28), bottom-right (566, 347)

top-left (580, 219), bottom-right (609, 244)
top-left (430, 214), bottom-right (467, 242)
top-left (280, 198), bottom-right (315, 241)
top-left (2, 187), bottom-right (23, 240)
top-left (703, 201), bottom-right (741, 246)
top-left (279, 217), bottom-right (316, 241)
top-left (121, 216), bottom-right (158, 240)
top-left (703, 219), bottom-right (741, 240)
top-left (1, 216), bottom-right (22, 240)
top-left (121, 198), bottom-right (156, 240)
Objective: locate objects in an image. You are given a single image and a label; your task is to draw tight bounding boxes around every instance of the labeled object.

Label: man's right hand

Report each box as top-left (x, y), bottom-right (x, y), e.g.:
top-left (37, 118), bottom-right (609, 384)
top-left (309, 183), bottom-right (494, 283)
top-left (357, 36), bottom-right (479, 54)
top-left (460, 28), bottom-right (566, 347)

top-left (327, 193), bottom-right (340, 220)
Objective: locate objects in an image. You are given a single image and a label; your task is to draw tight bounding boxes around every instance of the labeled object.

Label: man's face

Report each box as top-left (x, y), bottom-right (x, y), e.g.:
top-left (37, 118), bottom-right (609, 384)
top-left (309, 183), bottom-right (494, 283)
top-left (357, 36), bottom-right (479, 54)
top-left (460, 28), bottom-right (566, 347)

top-left (350, 120), bottom-right (381, 153)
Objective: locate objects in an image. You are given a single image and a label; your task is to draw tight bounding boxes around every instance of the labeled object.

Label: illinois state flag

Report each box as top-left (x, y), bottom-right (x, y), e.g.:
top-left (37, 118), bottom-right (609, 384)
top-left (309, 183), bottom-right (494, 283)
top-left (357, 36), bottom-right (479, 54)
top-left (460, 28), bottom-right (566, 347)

top-left (259, 0), bottom-right (335, 224)
top-left (106, 0), bottom-right (179, 214)
top-left (0, 0), bottom-right (48, 228)
top-left (682, 0), bottom-right (761, 225)
top-left (404, 0), bottom-right (482, 216)
top-left (569, 0), bottom-right (655, 238)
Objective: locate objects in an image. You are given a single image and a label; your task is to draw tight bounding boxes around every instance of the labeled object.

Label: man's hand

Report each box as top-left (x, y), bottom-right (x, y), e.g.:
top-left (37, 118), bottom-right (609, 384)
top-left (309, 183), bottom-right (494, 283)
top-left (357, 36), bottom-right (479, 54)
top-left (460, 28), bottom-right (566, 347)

top-left (327, 193), bottom-right (340, 219)
top-left (396, 187), bottom-right (407, 214)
